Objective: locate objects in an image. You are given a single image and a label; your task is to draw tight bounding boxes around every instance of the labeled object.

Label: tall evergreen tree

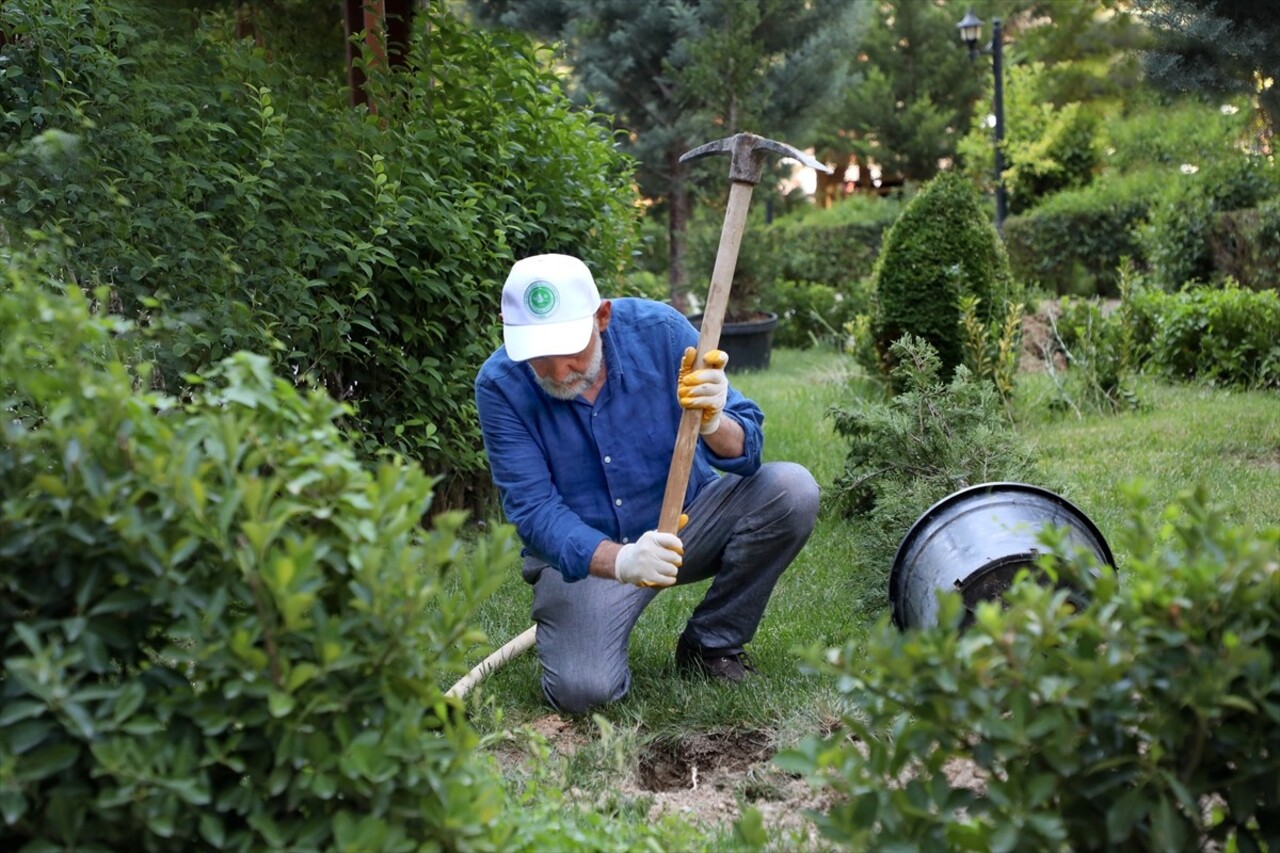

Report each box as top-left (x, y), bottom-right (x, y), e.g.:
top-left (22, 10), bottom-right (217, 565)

top-left (813, 0), bottom-right (984, 193)
top-left (1135, 0), bottom-right (1280, 146)
top-left (466, 0), bottom-right (864, 308)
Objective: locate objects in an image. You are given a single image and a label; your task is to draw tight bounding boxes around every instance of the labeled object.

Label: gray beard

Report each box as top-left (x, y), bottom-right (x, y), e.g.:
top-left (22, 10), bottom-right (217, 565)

top-left (533, 338), bottom-right (604, 400)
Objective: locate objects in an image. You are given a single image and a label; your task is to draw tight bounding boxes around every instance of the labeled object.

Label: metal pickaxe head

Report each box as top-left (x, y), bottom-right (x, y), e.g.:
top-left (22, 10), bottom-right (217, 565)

top-left (679, 132), bottom-right (833, 186)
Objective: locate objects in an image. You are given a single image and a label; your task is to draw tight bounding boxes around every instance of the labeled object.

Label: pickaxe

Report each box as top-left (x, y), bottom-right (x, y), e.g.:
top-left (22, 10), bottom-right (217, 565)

top-left (657, 132), bottom-right (831, 535)
top-left (446, 133), bottom-right (832, 700)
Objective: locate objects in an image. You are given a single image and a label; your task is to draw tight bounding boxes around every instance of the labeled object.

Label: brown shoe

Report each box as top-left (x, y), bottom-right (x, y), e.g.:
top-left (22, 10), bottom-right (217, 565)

top-left (676, 635), bottom-right (757, 683)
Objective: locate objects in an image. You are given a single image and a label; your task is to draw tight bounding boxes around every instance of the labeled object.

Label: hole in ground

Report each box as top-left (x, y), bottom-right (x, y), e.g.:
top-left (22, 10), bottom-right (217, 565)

top-left (637, 729), bottom-right (773, 792)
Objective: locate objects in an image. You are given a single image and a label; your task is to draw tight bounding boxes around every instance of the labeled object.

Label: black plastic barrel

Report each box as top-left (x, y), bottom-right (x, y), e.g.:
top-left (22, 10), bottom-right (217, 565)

top-left (889, 482), bottom-right (1115, 630)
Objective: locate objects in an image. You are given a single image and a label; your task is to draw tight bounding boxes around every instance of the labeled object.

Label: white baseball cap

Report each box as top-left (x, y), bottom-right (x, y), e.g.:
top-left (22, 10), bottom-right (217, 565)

top-left (501, 254), bottom-right (601, 362)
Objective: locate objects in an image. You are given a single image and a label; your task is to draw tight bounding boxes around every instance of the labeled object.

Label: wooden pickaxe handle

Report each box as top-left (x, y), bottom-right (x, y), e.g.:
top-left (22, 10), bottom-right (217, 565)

top-left (657, 133), bottom-right (830, 536)
top-left (657, 180), bottom-right (754, 534)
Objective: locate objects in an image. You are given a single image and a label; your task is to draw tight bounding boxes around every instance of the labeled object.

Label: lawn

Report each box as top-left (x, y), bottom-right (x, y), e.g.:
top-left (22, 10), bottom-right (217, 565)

top-left (453, 346), bottom-right (1280, 847)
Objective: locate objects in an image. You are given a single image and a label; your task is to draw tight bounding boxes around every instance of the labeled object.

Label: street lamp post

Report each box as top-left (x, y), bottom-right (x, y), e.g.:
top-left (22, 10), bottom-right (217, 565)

top-left (957, 9), bottom-right (1006, 232)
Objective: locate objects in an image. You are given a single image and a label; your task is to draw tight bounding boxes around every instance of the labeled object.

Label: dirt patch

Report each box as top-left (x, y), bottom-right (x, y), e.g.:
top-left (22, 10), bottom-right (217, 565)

top-left (491, 717), bottom-right (1000, 841)
top-left (529, 712), bottom-right (588, 755)
top-left (1020, 301), bottom-right (1064, 374)
top-left (636, 730), bottom-right (771, 792)
top-left (620, 729), bottom-right (834, 841)
top-left (1238, 447), bottom-right (1280, 471)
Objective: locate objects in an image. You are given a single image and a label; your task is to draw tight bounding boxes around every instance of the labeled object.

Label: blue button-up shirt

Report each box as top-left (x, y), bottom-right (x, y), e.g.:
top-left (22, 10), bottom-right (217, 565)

top-left (474, 298), bottom-right (764, 581)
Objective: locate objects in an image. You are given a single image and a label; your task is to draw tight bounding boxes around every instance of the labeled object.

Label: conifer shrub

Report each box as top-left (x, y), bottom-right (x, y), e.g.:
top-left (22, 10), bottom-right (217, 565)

top-left (826, 336), bottom-right (1040, 613)
top-left (868, 172), bottom-right (1018, 381)
top-left (780, 484), bottom-right (1280, 852)
top-left (0, 262), bottom-right (523, 850)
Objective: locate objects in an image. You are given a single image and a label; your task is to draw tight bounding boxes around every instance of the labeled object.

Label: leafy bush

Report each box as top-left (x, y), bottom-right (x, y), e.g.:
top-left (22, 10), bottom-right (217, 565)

top-left (781, 484), bottom-right (1280, 852)
top-left (1127, 282), bottom-right (1280, 389)
top-left (1002, 170), bottom-right (1162, 297)
top-left (869, 172), bottom-right (1018, 380)
top-left (1043, 296), bottom-right (1142, 415)
top-left (0, 259), bottom-right (531, 849)
top-left (1103, 95), bottom-right (1254, 174)
top-left (769, 277), bottom-right (870, 349)
top-left (1037, 265), bottom-right (1143, 416)
top-left (959, 295), bottom-right (1022, 406)
top-left (826, 337), bottom-right (1040, 611)
top-left (0, 0), bottom-right (638, 511)
top-left (1139, 154), bottom-right (1280, 290)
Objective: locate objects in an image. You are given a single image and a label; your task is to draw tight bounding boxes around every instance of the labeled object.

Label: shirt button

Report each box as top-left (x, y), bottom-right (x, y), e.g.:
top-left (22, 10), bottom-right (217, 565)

top-left (615, 498), bottom-right (623, 506)
top-left (604, 455), bottom-right (612, 463)
top-left (622, 537), bottom-right (630, 544)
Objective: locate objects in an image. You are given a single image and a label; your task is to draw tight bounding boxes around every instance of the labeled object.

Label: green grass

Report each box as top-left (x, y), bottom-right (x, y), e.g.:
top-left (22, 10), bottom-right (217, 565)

top-left (454, 347), bottom-right (1280, 847)
top-left (1016, 373), bottom-right (1280, 541)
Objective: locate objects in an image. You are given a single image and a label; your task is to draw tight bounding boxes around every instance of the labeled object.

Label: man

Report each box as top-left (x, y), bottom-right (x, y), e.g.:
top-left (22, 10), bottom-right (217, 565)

top-left (474, 253), bottom-right (819, 715)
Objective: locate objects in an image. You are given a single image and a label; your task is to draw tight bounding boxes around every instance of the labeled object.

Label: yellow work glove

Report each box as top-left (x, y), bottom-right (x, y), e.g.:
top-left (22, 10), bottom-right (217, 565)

top-left (678, 346), bottom-right (729, 435)
top-left (615, 530), bottom-right (683, 588)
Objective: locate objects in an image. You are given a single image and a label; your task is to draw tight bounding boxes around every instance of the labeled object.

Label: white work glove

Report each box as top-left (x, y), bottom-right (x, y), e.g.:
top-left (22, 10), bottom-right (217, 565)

top-left (615, 529), bottom-right (683, 588)
top-left (678, 346), bottom-right (729, 435)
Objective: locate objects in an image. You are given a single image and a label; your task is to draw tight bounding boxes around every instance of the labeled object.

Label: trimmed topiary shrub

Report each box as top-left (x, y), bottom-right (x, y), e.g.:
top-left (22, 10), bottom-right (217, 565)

top-left (0, 259), bottom-right (522, 850)
top-left (868, 172), bottom-right (1017, 380)
top-left (780, 484), bottom-right (1280, 852)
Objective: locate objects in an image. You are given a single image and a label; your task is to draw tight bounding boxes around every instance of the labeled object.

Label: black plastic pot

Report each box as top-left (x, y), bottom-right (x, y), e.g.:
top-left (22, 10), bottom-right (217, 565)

top-left (889, 482), bottom-right (1115, 630)
top-left (687, 312), bottom-right (778, 373)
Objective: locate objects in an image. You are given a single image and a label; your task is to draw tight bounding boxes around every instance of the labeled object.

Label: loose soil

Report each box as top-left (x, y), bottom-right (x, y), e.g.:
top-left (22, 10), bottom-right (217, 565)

top-left (1020, 300), bottom-right (1065, 374)
top-left (493, 714), bottom-right (836, 842)
top-left (494, 714), bottom-right (989, 843)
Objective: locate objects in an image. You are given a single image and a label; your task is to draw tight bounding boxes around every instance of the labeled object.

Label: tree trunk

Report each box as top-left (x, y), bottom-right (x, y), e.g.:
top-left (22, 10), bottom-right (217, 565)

top-left (344, 0), bottom-right (414, 111)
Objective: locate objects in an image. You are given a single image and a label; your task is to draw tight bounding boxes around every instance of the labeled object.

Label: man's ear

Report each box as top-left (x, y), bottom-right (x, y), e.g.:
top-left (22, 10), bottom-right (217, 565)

top-left (596, 300), bottom-right (612, 332)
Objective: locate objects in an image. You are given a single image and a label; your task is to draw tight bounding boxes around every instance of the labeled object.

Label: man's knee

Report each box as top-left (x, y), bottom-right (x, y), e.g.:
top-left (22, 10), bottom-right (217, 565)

top-left (543, 668), bottom-right (628, 715)
top-left (764, 461), bottom-right (820, 528)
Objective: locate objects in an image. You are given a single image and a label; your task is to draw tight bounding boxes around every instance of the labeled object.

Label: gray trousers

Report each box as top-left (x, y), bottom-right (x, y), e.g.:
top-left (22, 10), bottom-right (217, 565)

top-left (521, 461), bottom-right (820, 714)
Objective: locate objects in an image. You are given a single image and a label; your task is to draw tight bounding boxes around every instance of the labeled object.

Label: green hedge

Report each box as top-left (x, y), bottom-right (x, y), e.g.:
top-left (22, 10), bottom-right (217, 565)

top-left (1139, 155), bottom-right (1280, 290)
top-left (0, 0), bottom-right (638, 511)
top-left (1128, 284), bottom-right (1280, 389)
top-left (772, 219), bottom-right (890, 292)
top-left (1003, 171), bottom-right (1162, 297)
top-left (682, 195), bottom-right (894, 346)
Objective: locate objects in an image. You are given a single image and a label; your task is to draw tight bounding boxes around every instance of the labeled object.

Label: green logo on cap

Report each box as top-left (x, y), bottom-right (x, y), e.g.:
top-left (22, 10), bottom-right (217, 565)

top-left (525, 281), bottom-right (559, 317)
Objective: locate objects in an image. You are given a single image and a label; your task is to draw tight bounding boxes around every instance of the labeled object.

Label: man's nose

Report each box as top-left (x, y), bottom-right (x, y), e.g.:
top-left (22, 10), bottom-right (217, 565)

top-left (549, 358), bottom-right (576, 381)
